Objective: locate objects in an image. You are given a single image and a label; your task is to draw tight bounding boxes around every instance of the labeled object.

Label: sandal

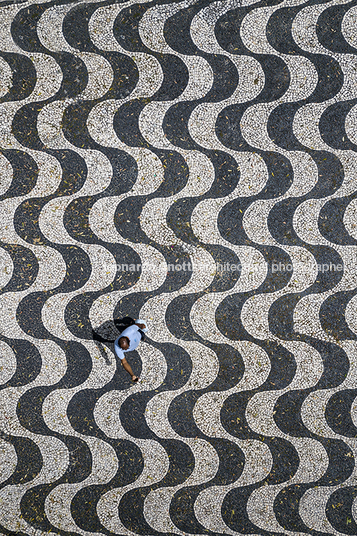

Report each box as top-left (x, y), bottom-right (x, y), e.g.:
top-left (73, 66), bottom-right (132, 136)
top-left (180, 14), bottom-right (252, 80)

top-left (132, 376), bottom-right (139, 382)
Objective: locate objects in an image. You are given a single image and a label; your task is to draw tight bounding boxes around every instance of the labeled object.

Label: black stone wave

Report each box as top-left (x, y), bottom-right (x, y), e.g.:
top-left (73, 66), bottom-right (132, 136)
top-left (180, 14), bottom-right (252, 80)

top-left (64, 1), bottom-right (186, 96)
top-left (151, 117), bottom-right (354, 535)
top-left (103, 0), bottom-right (275, 307)
top-left (274, 387), bottom-right (354, 446)
top-left (265, 193), bottom-right (356, 252)
top-left (9, 2), bottom-right (141, 207)
top-left (253, 0), bottom-right (357, 345)
top-left (261, 103), bottom-right (353, 343)
top-left (319, 100), bottom-right (357, 151)
top-left (319, 197), bottom-right (357, 245)
top-left (213, 0), bottom-right (351, 311)
top-left (0, 52), bottom-right (36, 103)
top-left (6, 15), bottom-right (153, 440)
top-left (108, 75), bottom-right (327, 358)
top-left (4, 148), bottom-right (103, 332)
top-left (170, 2), bottom-right (291, 102)
top-left (274, 480), bottom-right (351, 535)
top-left (8, 141), bottom-right (141, 340)
top-left (0, 150), bottom-right (39, 200)
top-left (147, 107), bottom-right (350, 388)
top-left (58, 156), bottom-right (192, 341)
top-left (0, 336), bottom-right (42, 388)
top-left (326, 486), bottom-right (357, 535)
top-left (64, 1), bottom-right (187, 102)
top-left (266, 250), bottom-right (345, 342)
top-left (117, 391), bottom-right (245, 533)
top-left (0, 243), bottom-right (39, 294)
top-left (6, 42), bottom-right (214, 357)
top-left (10, 4), bottom-right (87, 100)
top-left (325, 389), bottom-right (357, 437)
top-left (0, 23), bottom-right (119, 524)
top-left (316, 1), bottom-right (357, 55)
top-left (217, 323), bottom-right (352, 531)
top-left (0, 433), bottom-right (44, 536)
top-left (269, 292), bottom-right (356, 434)
top-left (0, 434), bottom-right (43, 488)
top-left (319, 291), bottom-right (357, 341)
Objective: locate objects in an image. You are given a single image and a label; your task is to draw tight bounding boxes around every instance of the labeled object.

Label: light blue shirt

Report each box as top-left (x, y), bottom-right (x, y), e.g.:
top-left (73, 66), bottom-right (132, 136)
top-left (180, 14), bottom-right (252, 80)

top-left (114, 325), bottom-right (142, 360)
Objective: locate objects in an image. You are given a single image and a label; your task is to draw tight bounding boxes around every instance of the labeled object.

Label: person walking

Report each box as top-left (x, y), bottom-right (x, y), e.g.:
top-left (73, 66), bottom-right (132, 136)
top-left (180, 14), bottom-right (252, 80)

top-left (114, 318), bottom-right (148, 382)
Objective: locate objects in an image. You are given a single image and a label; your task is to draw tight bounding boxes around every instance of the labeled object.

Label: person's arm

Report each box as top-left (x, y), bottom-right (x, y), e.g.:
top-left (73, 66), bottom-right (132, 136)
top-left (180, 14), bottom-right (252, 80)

top-left (114, 338), bottom-right (139, 382)
top-left (134, 321), bottom-right (145, 330)
top-left (121, 357), bottom-right (139, 382)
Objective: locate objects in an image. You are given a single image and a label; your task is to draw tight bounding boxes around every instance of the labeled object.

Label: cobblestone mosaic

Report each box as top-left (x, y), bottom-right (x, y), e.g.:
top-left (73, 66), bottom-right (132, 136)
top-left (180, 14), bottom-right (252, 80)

top-left (0, 0), bottom-right (357, 534)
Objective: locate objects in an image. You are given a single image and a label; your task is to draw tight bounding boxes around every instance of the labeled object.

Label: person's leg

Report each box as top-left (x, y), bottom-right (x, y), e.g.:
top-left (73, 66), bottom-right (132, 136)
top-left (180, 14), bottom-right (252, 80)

top-left (121, 357), bottom-right (139, 382)
top-left (138, 329), bottom-right (146, 342)
top-left (114, 317), bottom-right (135, 330)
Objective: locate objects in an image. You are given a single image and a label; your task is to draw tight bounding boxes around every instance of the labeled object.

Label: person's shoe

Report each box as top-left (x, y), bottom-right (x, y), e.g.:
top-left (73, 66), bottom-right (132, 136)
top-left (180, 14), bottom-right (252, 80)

top-left (123, 317), bottom-right (135, 325)
top-left (132, 375), bottom-right (139, 382)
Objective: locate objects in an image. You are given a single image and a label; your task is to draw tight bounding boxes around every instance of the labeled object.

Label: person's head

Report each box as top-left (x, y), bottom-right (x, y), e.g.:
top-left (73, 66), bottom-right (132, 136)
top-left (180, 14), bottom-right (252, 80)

top-left (119, 336), bottom-right (129, 350)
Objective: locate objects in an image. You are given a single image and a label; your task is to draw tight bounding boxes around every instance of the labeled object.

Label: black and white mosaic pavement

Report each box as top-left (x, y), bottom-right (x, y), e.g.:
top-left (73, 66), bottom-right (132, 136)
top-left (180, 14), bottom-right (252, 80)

top-left (1, 0), bottom-right (357, 534)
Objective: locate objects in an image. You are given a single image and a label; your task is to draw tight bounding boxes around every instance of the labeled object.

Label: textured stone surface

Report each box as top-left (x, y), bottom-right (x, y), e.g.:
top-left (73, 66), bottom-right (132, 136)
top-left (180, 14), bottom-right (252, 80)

top-left (0, 0), bottom-right (357, 534)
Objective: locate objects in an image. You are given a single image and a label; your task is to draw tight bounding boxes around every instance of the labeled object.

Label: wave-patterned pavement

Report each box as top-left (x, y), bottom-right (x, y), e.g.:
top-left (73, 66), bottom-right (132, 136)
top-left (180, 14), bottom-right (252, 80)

top-left (0, 0), bottom-right (357, 534)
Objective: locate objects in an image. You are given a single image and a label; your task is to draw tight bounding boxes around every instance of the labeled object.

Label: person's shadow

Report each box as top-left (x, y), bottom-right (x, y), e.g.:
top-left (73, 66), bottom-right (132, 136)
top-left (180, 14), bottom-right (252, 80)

top-left (92, 317), bottom-right (135, 365)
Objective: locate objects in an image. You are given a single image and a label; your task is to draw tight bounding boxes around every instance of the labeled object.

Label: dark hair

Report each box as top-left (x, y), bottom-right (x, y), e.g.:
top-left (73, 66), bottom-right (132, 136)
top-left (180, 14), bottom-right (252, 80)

top-left (119, 336), bottom-right (129, 346)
